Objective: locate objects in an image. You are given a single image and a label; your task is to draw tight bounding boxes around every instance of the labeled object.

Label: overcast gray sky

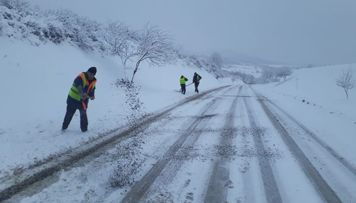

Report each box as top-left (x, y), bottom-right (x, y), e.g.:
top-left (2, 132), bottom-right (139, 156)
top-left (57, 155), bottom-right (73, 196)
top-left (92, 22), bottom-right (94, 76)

top-left (29, 0), bottom-right (356, 65)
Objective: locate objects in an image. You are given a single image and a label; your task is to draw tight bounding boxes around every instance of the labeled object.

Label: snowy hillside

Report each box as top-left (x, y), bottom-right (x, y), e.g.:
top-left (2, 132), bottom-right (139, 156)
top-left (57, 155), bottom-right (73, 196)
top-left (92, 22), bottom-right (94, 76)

top-left (222, 63), bottom-right (293, 84)
top-left (0, 35), bottom-right (226, 177)
top-left (0, 0), bottom-right (234, 179)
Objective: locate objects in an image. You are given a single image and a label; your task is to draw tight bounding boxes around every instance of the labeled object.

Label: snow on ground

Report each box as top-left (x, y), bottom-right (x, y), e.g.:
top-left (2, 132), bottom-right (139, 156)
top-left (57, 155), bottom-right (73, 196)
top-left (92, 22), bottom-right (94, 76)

top-left (16, 84), bottom-right (355, 203)
top-left (253, 64), bottom-right (356, 165)
top-left (2, 33), bottom-right (356, 202)
top-left (0, 36), bottom-right (227, 178)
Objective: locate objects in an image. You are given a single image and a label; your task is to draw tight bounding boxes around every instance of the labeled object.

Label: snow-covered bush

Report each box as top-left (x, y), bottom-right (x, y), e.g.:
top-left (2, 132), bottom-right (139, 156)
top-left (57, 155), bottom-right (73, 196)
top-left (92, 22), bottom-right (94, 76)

top-left (181, 54), bottom-right (225, 79)
top-left (0, 5), bottom-right (27, 38)
top-left (0, 1), bottom-right (105, 51)
top-left (0, 0), bottom-right (30, 15)
top-left (43, 23), bottom-right (65, 44)
top-left (258, 66), bottom-right (293, 83)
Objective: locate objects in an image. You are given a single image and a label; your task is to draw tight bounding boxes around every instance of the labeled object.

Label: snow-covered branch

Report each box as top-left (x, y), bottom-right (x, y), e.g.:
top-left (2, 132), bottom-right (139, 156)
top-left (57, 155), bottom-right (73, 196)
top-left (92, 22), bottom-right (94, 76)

top-left (130, 25), bottom-right (175, 82)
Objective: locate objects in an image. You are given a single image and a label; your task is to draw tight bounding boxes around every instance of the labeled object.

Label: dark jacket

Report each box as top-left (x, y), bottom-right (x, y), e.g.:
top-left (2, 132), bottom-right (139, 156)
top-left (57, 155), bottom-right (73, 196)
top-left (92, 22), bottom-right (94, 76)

top-left (193, 73), bottom-right (202, 83)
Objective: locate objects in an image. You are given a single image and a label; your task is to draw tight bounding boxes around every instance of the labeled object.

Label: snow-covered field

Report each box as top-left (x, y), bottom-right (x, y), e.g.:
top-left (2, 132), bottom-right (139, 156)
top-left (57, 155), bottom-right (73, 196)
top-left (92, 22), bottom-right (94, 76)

top-left (254, 64), bottom-right (356, 165)
top-left (0, 37), bottom-right (225, 178)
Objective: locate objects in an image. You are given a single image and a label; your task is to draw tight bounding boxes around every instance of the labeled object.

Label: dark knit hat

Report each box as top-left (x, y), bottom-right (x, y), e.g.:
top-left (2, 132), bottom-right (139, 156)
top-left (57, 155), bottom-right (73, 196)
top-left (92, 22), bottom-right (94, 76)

top-left (87, 67), bottom-right (97, 75)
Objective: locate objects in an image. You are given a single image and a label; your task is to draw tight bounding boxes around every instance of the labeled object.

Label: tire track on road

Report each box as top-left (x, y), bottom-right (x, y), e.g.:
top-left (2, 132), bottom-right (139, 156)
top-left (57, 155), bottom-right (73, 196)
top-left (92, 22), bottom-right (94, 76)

top-left (204, 85), bottom-right (241, 203)
top-left (243, 97), bottom-right (283, 203)
top-left (0, 86), bottom-right (228, 202)
top-left (265, 97), bottom-right (356, 176)
top-left (121, 89), bottom-right (229, 203)
top-left (257, 97), bottom-right (342, 203)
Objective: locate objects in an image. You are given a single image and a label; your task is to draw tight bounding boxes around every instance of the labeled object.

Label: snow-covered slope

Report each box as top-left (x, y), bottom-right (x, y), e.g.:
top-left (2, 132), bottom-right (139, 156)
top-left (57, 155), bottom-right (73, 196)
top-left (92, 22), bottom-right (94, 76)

top-left (257, 65), bottom-right (356, 117)
top-left (254, 64), bottom-right (356, 164)
top-left (0, 36), bottom-right (225, 176)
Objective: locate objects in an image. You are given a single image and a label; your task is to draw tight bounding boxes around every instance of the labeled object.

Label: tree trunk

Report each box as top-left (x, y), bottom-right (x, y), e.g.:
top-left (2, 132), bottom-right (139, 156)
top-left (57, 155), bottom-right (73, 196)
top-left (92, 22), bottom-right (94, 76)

top-left (130, 60), bottom-right (141, 83)
top-left (130, 52), bottom-right (148, 83)
top-left (344, 88), bottom-right (349, 99)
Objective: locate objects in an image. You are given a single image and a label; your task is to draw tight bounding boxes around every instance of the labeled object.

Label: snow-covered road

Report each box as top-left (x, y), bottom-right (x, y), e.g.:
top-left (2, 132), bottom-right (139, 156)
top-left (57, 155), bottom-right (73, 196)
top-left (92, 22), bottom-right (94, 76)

top-left (6, 85), bottom-right (356, 203)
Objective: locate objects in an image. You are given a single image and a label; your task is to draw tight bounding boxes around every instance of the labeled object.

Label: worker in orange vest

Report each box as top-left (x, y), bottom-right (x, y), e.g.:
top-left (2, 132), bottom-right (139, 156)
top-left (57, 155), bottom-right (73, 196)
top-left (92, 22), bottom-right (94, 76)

top-left (62, 67), bottom-right (97, 132)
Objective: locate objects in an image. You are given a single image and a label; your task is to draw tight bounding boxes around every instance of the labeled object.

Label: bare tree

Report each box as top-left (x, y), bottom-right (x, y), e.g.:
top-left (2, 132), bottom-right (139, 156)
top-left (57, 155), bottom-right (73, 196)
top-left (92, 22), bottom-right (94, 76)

top-left (130, 25), bottom-right (174, 82)
top-left (336, 69), bottom-right (354, 99)
top-left (104, 22), bottom-right (138, 69)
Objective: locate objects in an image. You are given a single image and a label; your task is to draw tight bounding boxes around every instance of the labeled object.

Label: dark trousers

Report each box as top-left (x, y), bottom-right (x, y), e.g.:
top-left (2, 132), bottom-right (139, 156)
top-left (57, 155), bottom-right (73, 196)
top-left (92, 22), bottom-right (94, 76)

top-left (180, 84), bottom-right (186, 94)
top-left (62, 97), bottom-right (88, 132)
top-left (194, 82), bottom-right (199, 93)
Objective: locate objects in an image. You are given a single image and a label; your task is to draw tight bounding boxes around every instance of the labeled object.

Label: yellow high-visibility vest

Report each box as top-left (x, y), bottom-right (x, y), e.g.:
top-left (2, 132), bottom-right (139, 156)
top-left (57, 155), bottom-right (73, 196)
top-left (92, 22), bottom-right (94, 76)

top-left (179, 77), bottom-right (187, 85)
top-left (68, 72), bottom-right (96, 101)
